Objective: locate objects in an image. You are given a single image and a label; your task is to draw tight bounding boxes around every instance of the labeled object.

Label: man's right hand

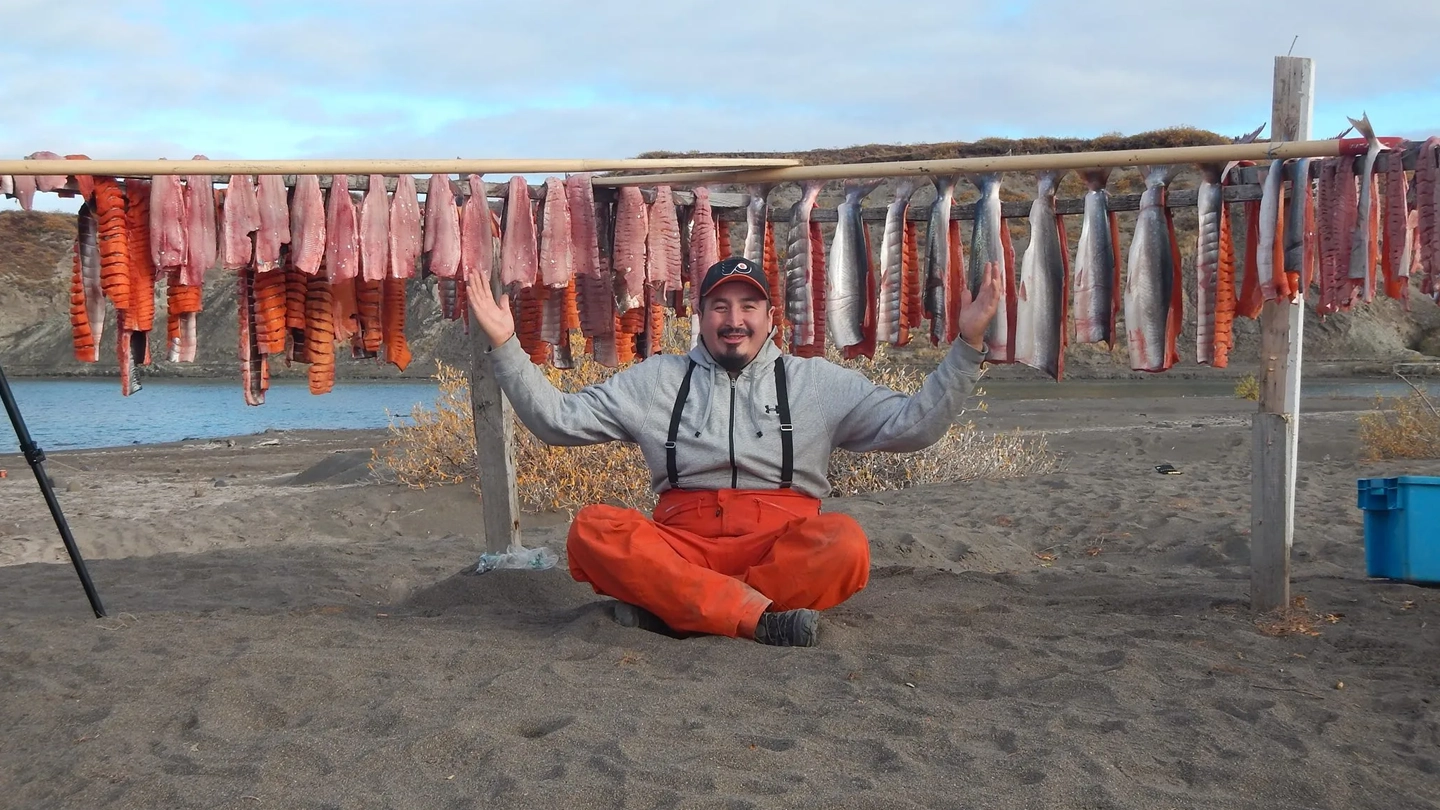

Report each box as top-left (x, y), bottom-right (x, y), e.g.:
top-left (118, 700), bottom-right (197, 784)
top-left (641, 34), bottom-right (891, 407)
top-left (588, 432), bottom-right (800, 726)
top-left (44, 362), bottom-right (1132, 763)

top-left (466, 269), bottom-right (515, 347)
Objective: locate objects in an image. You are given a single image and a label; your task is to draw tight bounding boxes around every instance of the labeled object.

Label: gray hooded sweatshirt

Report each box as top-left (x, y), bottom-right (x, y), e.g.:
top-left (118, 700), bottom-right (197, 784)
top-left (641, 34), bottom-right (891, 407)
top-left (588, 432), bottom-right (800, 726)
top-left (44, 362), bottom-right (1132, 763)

top-left (488, 331), bottom-right (986, 500)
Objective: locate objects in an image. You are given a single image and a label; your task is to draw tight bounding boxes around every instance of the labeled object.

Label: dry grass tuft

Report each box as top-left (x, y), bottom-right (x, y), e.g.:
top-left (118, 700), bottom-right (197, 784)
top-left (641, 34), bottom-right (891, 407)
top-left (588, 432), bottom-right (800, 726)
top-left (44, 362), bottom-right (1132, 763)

top-left (1358, 383), bottom-right (1440, 460)
top-left (376, 323), bottom-right (1058, 514)
top-left (1233, 374), bottom-right (1260, 401)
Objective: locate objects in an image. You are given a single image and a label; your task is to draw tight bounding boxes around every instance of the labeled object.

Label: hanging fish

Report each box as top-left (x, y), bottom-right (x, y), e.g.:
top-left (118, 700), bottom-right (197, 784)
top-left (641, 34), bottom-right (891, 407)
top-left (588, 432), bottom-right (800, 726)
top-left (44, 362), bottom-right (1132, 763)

top-left (645, 185), bottom-right (682, 296)
top-left (743, 184), bottom-right (773, 263)
top-left (1381, 152), bottom-right (1410, 301)
top-left (1347, 114), bottom-right (1384, 300)
top-left (613, 186), bottom-right (648, 312)
top-left (1257, 159), bottom-right (1287, 301)
top-left (923, 176), bottom-right (956, 345)
top-left (77, 201), bottom-right (105, 358)
top-left (1194, 164), bottom-right (1224, 363)
top-left (1284, 158), bottom-right (1313, 296)
top-left (1418, 138), bottom-right (1440, 301)
top-left (1014, 171), bottom-right (1067, 380)
top-left (288, 175), bottom-right (327, 276)
top-left (783, 180), bottom-right (824, 348)
top-left (827, 180), bottom-right (882, 351)
top-left (499, 176), bottom-right (537, 289)
top-left (538, 176), bottom-right (574, 289)
top-left (565, 173), bottom-right (600, 280)
top-left (387, 175), bottom-right (422, 280)
top-left (686, 186), bottom-right (719, 305)
top-left (1073, 169), bottom-right (1120, 346)
top-left (876, 179), bottom-right (917, 346)
top-left (968, 172), bottom-right (1014, 360)
top-left (459, 174), bottom-right (493, 289)
top-left (237, 266), bottom-right (268, 406)
top-left (1124, 166), bottom-right (1182, 372)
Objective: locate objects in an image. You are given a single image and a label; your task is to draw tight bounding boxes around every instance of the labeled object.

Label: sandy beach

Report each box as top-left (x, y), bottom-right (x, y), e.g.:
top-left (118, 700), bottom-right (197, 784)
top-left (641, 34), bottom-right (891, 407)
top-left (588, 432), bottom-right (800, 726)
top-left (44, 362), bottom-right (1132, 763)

top-left (3, 389), bottom-right (1440, 809)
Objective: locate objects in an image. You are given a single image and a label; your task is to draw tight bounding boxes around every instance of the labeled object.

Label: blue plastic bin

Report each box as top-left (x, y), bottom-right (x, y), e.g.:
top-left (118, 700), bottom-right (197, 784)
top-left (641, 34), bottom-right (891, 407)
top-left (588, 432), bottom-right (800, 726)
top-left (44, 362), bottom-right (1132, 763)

top-left (1357, 476), bottom-right (1440, 583)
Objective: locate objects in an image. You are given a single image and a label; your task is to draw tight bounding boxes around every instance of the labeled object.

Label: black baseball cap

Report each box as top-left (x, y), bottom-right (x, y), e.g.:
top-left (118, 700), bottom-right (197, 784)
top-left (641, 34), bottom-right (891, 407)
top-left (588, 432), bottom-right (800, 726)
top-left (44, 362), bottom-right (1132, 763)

top-left (698, 257), bottom-right (770, 301)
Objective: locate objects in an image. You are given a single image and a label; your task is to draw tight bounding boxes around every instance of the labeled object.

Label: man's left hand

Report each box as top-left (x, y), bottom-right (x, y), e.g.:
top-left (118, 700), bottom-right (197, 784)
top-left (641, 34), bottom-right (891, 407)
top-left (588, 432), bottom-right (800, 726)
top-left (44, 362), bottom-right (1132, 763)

top-left (957, 261), bottom-right (1003, 351)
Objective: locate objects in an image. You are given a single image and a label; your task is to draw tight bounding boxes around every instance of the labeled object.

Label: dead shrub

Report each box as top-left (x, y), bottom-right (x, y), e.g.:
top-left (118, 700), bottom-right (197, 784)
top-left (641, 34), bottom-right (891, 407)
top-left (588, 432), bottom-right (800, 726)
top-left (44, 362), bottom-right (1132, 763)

top-left (1358, 384), bottom-right (1440, 460)
top-left (1233, 373), bottom-right (1259, 401)
top-left (376, 322), bottom-right (1058, 513)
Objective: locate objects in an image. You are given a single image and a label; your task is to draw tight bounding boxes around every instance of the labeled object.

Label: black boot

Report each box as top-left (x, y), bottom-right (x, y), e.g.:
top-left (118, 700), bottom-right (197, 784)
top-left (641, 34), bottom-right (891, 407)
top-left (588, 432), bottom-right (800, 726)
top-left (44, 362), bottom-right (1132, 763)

top-left (752, 609), bottom-right (820, 647)
top-left (611, 601), bottom-right (689, 639)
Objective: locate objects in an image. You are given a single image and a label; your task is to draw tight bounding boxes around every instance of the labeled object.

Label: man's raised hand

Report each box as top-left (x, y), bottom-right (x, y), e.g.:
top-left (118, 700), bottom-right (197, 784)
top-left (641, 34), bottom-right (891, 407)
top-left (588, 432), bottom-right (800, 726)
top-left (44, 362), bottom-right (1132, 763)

top-left (465, 270), bottom-right (515, 348)
top-left (956, 261), bottom-right (1002, 352)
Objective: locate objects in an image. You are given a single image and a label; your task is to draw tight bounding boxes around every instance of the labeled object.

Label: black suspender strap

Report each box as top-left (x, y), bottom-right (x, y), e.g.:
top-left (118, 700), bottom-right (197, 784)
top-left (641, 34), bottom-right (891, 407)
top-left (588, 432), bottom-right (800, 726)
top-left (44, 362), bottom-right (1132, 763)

top-left (666, 360), bottom-right (697, 488)
top-left (774, 357), bottom-right (793, 489)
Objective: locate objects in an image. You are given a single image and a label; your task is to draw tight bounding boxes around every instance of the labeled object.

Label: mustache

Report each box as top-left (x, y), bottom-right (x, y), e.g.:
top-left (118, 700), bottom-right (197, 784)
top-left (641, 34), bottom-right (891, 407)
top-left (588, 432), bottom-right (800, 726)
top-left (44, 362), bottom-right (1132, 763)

top-left (718, 327), bottom-right (753, 338)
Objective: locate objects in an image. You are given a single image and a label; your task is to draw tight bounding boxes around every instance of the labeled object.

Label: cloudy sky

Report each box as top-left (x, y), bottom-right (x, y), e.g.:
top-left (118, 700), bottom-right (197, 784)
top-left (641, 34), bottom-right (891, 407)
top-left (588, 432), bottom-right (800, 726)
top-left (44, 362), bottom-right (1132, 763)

top-left (4, 0), bottom-right (1437, 212)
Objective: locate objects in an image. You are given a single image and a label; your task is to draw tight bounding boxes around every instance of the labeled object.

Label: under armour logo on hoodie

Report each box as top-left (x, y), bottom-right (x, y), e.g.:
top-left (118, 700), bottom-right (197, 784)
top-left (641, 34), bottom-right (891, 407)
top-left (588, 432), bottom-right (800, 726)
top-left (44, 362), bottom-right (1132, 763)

top-left (763, 405), bottom-right (780, 414)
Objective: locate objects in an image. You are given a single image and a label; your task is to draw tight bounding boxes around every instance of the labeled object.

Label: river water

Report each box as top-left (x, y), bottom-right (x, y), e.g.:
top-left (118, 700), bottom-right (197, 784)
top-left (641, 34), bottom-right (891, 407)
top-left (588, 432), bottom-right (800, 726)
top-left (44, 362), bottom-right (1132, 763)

top-left (0, 375), bottom-right (1433, 454)
top-left (0, 378), bottom-right (440, 454)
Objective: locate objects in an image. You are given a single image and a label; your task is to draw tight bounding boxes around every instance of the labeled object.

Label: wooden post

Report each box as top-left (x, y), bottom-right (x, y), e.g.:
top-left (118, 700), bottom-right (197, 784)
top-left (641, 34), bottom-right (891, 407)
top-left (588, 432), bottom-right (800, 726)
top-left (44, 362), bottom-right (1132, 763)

top-left (1252, 55), bottom-right (1314, 612)
top-left (468, 289), bottom-right (522, 555)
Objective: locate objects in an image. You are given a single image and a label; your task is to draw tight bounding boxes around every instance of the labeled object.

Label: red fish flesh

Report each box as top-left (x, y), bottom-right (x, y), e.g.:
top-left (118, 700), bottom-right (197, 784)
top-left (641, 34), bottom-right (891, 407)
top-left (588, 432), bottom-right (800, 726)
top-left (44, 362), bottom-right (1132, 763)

top-left (538, 177), bottom-right (574, 288)
top-left (222, 175), bottom-right (260, 271)
top-left (1418, 138), bottom-right (1440, 300)
top-left (388, 174), bottom-right (422, 279)
top-left (149, 174), bottom-right (187, 271)
top-left (459, 175), bottom-right (493, 288)
top-left (182, 157), bottom-right (218, 287)
top-left (324, 176), bottom-right (360, 282)
top-left (687, 186), bottom-right (719, 310)
top-left (289, 175), bottom-right (327, 276)
top-left (646, 186), bottom-right (683, 296)
top-left (359, 175), bottom-right (390, 282)
top-left (566, 173), bottom-right (600, 279)
top-left (254, 175), bottom-right (290, 273)
top-left (499, 176), bottom-right (537, 289)
top-left (423, 174), bottom-right (461, 279)
top-left (613, 186), bottom-right (648, 312)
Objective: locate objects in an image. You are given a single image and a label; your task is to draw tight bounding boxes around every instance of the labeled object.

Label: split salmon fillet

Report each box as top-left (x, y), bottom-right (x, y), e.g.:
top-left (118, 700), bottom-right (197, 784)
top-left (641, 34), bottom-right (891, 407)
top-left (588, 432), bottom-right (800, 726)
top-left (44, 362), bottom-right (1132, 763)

top-left (255, 175), bottom-right (290, 273)
top-left (388, 175), bottom-right (423, 280)
top-left (289, 175), bottom-right (327, 275)
top-left (359, 175), bottom-right (390, 282)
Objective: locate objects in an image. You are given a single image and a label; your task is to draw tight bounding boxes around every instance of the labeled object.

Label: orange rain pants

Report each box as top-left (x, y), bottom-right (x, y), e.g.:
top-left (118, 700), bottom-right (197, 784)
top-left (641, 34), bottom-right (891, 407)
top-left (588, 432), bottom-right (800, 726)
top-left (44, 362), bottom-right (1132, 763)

top-left (566, 488), bottom-right (870, 638)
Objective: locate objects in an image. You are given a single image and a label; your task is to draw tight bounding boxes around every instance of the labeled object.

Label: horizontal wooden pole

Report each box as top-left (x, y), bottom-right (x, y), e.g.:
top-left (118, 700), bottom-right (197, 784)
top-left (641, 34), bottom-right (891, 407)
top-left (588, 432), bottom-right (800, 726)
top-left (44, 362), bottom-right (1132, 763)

top-left (0, 157), bottom-right (801, 177)
top-left (712, 183), bottom-right (1266, 222)
top-left (590, 138), bottom-right (1407, 187)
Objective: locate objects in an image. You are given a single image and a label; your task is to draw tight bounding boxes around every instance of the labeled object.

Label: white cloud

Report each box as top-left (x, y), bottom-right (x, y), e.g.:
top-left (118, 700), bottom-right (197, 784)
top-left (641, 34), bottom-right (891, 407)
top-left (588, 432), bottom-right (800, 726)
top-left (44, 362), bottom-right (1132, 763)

top-left (2, 0), bottom-right (1436, 211)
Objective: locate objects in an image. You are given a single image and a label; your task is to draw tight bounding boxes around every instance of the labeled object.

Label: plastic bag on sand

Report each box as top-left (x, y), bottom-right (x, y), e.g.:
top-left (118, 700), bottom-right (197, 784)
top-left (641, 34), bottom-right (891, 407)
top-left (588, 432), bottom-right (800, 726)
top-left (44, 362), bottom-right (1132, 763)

top-left (475, 546), bottom-right (558, 574)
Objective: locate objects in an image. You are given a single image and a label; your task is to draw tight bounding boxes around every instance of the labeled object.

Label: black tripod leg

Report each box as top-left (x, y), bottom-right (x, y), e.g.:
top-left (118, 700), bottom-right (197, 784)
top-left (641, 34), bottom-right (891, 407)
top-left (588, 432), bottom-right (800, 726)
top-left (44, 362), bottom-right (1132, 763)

top-left (0, 363), bottom-right (106, 618)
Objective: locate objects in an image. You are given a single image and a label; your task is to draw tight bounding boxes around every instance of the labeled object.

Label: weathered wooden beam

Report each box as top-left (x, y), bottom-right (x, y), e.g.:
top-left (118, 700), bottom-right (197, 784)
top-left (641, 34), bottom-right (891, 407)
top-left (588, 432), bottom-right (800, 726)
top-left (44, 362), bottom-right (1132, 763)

top-left (468, 274), bottom-right (522, 555)
top-left (1251, 54), bottom-right (1314, 613)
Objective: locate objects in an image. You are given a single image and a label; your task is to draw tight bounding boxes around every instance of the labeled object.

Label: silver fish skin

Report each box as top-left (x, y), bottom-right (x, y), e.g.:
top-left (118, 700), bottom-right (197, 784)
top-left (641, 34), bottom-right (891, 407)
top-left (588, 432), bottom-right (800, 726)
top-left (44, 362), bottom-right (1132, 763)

top-left (968, 172), bottom-right (1008, 354)
top-left (1258, 159), bottom-right (1286, 300)
top-left (1124, 165), bottom-right (1179, 372)
top-left (923, 175), bottom-right (956, 340)
top-left (827, 180), bottom-right (882, 349)
top-left (877, 179), bottom-right (917, 345)
top-left (1073, 169), bottom-right (1117, 344)
top-left (1193, 164), bottom-right (1223, 364)
top-left (1014, 171), bottom-right (1066, 379)
top-left (1347, 113), bottom-right (1382, 298)
top-left (78, 202), bottom-right (105, 355)
top-left (743, 184), bottom-right (773, 262)
top-left (783, 180), bottom-right (824, 346)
